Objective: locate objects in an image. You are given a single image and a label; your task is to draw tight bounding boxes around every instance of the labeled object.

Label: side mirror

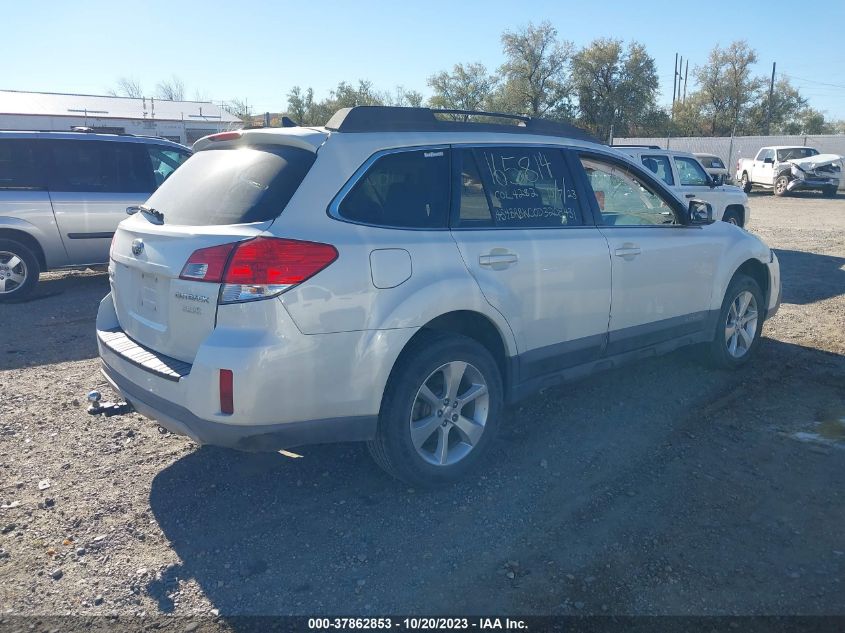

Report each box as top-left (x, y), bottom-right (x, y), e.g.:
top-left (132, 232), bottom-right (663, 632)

top-left (709, 174), bottom-right (720, 187)
top-left (763, 157), bottom-right (774, 164)
top-left (689, 200), bottom-right (713, 224)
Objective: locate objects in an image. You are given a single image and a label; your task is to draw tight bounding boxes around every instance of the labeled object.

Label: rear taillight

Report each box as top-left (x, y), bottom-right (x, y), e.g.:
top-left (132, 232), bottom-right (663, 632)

top-left (179, 237), bottom-right (338, 304)
top-left (219, 369), bottom-right (234, 414)
top-left (179, 243), bottom-right (237, 282)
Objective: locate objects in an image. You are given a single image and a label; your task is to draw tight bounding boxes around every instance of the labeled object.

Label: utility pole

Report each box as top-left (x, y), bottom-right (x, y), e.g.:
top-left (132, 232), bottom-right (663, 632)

top-left (672, 53), bottom-right (678, 110)
top-left (683, 59), bottom-right (689, 103)
top-left (766, 61), bottom-right (776, 135)
top-left (677, 56), bottom-right (684, 103)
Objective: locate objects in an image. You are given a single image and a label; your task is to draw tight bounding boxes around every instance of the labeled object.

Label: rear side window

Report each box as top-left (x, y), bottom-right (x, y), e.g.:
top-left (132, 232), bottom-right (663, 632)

top-left (338, 149), bottom-right (450, 228)
top-left (640, 155), bottom-right (674, 186)
top-left (0, 139), bottom-right (45, 189)
top-left (48, 140), bottom-right (155, 193)
top-left (145, 145), bottom-right (315, 226)
top-left (456, 147), bottom-right (580, 228)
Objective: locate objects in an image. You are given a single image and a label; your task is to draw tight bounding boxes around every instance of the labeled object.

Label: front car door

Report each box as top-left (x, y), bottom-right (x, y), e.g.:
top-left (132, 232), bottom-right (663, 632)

top-left (47, 139), bottom-right (156, 265)
top-left (753, 148), bottom-right (775, 185)
top-left (673, 154), bottom-right (718, 199)
top-left (448, 145), bottom-right (612, 385)
top-left (573, 151), bottom-right (722, 355)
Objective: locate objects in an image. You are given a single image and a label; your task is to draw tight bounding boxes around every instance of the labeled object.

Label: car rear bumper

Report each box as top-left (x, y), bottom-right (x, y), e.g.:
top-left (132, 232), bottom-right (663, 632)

top-left (95, 292), bottom-right (415, 451)
top-left (99, 359), bottom-right (376, 450)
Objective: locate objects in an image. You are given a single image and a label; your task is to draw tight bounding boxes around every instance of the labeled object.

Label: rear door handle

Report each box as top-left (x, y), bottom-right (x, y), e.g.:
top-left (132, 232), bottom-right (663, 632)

top-left (479, 251), bottom-right (518, 269)
top-left (685, 193), bottom-right (695, 199)
top-left (614, 244), bottom-right (641, 259)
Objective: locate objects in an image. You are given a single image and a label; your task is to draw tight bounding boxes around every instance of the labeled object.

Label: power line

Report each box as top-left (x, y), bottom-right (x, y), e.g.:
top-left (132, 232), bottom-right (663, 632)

top-left (781, 73), bottom-right (845, 90)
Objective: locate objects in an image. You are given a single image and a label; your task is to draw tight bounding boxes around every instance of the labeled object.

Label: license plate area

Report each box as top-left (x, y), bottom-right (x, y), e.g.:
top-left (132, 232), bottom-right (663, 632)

top-left (134, 271), bottom-right (165, 325)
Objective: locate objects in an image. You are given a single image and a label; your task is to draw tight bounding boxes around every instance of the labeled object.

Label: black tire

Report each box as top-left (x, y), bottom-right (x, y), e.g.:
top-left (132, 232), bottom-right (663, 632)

top-left (822, 186), bottom-right (838, 198)
top-left (722, 209), bottom-right (742, 227)
top-left (773, 175), bottom-right (789, 197)
top-left (0, 238), bottom-right (40, 303)
top-left (740, 172), bottom-right (752, 194)
top-left (368, 332), bottom-right (503, 487)
top-left (704, 274), bottom-right (764, 370)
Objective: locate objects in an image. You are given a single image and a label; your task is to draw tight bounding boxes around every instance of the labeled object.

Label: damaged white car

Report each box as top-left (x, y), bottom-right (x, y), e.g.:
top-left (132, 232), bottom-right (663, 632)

top-left (736, 146), bottom-right (841, 197)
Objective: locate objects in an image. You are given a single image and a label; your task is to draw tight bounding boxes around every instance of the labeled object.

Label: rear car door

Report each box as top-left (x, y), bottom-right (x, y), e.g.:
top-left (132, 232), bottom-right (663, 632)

top-left (574, 151), bottom-right (722, 355)
top-left (47, 139), bottom-right (156, 265)
top-left (0, 138), bottom-right (68, 267)
top-left (448, 146), bottom-right (611, 383)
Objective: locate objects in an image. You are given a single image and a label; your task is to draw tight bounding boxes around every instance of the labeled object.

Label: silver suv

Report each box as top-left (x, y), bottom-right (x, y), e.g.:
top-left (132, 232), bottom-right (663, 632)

top-left (97, 107), bottom-right (781, 486)
top-left (0, 131), bottom-right (191, 301)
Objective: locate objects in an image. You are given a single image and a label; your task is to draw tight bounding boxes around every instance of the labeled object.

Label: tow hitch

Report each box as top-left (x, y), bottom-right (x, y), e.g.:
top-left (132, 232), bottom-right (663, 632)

top-left (86, 390), bottom-right (133, 417)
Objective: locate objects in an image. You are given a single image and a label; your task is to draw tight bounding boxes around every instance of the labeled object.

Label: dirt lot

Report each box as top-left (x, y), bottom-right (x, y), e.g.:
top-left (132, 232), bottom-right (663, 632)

top-left (1, 193), bottom-right (844, 619)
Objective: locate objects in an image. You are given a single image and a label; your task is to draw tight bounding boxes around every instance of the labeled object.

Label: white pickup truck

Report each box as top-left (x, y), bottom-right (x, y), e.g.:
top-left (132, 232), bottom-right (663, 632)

top-left (736, 146), bottom-right (841, 197)
top-left (617, 147), bottom-right (751, 227)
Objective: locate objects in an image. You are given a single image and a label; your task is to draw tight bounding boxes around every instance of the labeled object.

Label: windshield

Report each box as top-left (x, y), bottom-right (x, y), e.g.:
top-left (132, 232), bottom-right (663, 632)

top-left (144, 145), bottom-right (316, 226)
top-left (777, 147), bottom-right (819, 161)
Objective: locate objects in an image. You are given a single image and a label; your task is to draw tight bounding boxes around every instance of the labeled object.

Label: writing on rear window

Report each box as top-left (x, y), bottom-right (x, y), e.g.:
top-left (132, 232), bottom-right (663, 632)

top-left (475, 149), bottom-right (578, 227)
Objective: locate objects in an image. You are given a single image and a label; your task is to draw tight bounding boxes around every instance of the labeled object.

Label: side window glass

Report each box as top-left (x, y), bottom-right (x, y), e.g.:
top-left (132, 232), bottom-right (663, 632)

top-left (458, 151), bottom-right (493, 225)
top-left (0, 139), bottom-right (44, 189)
top-left (579, 156), bottom-right (676, 226)
top-left (674, 156), bottom-right (710, 186)
top-left (640, 155), bottom-right (674, 186)
top-left (148, 147), bottom-right (191, 189)
top-left (471, 147), bottom-right (580, 228)
top-left (49, 141), bottom-right (154, 193)
top-left (338, 149), bottom-right (449, 228)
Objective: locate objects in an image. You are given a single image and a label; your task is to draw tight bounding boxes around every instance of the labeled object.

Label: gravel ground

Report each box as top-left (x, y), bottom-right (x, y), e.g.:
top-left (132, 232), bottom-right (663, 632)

top-left (1, 193), bottom-right (844, 619)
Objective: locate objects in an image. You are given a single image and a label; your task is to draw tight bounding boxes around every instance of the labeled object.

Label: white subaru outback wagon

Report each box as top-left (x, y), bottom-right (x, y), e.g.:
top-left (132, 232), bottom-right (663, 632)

top-left (97, 106), bottom-right (781, 486)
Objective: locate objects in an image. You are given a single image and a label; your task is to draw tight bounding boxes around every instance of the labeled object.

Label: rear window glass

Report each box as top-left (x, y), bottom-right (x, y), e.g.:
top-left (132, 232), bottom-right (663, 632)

top-left (145, 146), bottom-right (315, 226)
top-left (0, 139), bottom-right (44, 189)
top-left (338, 149), bottom-right (450, 229)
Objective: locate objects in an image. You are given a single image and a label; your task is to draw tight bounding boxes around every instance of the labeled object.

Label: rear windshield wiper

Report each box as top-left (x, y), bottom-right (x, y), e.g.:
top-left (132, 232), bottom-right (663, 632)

top-left (126, 205), bottom-right (165, 224)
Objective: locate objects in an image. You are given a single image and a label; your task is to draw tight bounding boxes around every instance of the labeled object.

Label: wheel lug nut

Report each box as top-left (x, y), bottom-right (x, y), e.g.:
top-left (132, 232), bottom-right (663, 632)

top-left (451, 414), bottom-right (458, 422)
top-left (436, 409), bottom-right (443, 417)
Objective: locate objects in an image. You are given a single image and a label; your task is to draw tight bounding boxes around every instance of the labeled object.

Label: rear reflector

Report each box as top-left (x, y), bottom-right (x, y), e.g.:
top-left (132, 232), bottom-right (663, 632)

top-left (219, 369), bottom-right (234, 414)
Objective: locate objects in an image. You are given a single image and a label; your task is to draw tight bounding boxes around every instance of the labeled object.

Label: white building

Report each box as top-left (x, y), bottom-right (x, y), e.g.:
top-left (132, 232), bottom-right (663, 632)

top-left (0, 90), bottom-right (243, 146)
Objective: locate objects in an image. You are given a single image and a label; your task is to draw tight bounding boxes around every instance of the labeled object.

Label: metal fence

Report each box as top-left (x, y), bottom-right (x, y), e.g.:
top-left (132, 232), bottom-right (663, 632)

top-left (615, 134), bottom-right (845, 189)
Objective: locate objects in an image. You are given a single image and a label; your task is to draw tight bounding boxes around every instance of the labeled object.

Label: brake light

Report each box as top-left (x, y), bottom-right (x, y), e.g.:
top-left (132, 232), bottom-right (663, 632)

top-left (179, 243), bottom-right (236, 282)
top-left (207, 131), bottom-right (242, 142)
top-left (179, 237), bottom-right (338, 303)
top-left (219, 369), bottom-right (234, 414)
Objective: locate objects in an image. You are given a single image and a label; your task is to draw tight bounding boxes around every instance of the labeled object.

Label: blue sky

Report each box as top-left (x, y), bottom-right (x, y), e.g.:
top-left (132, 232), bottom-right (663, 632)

top-left (3, 0), bottom-right (844, 118)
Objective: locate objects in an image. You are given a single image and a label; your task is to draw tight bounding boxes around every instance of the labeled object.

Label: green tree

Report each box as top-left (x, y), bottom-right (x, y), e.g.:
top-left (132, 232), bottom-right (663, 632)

top-left (494, 21), bottom-right (574, 119)
top-left (746, 77), bottom-right (806, 134)
top-left (571, 38), bottom-right (658, 139)
top-left (693, 41), bottom-right (763, 135)
top-left (427, 62), bottom-right (498, 119)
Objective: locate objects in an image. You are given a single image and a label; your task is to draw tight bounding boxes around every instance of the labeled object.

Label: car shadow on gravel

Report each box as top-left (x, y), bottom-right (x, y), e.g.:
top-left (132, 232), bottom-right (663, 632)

top-left (146, 337), bottom-right (845, 618)
top-left (774, 249), bottom-right (845, 305)
top-left (0, 270), bottom-right (108, 370)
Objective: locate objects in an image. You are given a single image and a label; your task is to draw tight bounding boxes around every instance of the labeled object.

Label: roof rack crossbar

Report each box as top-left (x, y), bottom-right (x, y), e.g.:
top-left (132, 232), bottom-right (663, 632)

top-left (324, 106), bottom-right (599, 143)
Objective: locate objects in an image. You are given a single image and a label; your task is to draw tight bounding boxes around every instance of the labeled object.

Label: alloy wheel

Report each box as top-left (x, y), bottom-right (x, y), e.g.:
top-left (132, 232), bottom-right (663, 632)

top-left (0, 250), bottom-right (27, 294)
top-left (724, 290), bottom-right (758, 358)
top-left (409, 361), bottom-right (489, 466)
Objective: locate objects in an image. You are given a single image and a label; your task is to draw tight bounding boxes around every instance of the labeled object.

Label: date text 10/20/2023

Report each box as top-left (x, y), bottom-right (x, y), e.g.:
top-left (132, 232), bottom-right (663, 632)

top-left (307, 617), bottom-right (528, 630)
